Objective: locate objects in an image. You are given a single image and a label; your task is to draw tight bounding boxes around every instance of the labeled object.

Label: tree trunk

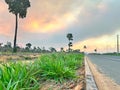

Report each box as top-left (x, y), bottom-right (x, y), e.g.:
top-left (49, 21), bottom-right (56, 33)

top-left (68, 40), bottom-right (70, 52)
top-left (13, 14), bottom-right (18, 53)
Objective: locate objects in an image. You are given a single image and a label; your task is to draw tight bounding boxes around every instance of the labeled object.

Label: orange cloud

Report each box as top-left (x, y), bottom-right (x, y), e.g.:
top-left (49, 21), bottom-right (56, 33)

top-left (23, 16), bottom-right (66, 33)
top-left (73, 35), bottom-right (116, 53)
top-left (22, 11), bottom-right (79, 33)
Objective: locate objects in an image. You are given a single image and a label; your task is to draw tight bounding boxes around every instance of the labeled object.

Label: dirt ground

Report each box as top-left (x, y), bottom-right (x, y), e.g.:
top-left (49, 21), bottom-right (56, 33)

top-left (87, 58), bottom-right (120, 90)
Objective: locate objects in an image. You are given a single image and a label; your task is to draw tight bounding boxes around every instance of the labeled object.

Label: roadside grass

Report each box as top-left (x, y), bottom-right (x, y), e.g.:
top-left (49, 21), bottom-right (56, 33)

top-left (0, 53), bottom-right (84, 90)
top-left (0, 62), bottom-right (39, 90)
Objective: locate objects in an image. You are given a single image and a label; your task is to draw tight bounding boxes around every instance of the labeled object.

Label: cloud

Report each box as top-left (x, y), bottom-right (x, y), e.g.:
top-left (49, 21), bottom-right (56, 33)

top-left (0, 0), bottom-right (120, 51)
top-left (19, 0), bottom-right (83, 33)
top-left (65, 0), bottom-right (120, 42)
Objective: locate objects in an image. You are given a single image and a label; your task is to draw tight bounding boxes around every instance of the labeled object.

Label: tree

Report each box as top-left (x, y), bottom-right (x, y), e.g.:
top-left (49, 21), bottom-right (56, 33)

top-left (5, 0), bottom-right (30, 52)
top-left (25, 43), bottom-right (32, 51)
top-left (66, 33), bottom-right (73, 52)
top-left (84, 45), bottom-right (87, 49)
top-left (94, 49), bottom-right (97, 53)
top-left (37, 47), bottom-right (41, 52)
top-left (83, 45), bottom-right (87, 53)
top-left (33, 46), bottom-right (37, 52)
top-left (6, 42), bottom-right (12, 48)
top-left (49, 47), bottom-right (57, 52)
top-left (60, 47), bottom-right (64, 52)
top-left (0, 43), bottom-right (3, 52)
top-left (0, 43), bottom-right (3, 48)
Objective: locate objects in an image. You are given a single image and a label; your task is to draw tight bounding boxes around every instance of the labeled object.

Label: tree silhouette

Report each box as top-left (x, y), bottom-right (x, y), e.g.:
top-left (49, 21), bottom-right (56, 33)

top-left (83, 45), bottom-right (87, 53)
top-left (49, 47), bottom-right (57, 52)
top-left (94, 49), bottom-right (97, 53)
top-left (26, 43), bottom-right (32, 50)
top-left (66, 33), bottom-right (73, 52)
top-left (84, 45), bottom-right (87, 49)
top-left (5, 0), bottom-right (30, 52)
top-left (0, 43), bottom-right (3, 48)
top-left (60, 47), bottom-right (64, 52)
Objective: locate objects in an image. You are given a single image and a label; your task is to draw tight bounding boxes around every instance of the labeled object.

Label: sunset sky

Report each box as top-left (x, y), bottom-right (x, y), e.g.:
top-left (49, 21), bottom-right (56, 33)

top-left (0, 0), bottom-right (120, 53)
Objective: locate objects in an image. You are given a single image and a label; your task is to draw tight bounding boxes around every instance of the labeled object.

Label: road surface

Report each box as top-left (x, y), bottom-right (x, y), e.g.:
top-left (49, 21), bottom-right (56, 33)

top-left (87, 55), bottom-right (120, 85)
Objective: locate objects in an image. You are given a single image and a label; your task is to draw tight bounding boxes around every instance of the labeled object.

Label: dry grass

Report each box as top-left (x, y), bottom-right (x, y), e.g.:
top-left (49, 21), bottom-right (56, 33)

top-left (0, 54), bottom-right (40, 62)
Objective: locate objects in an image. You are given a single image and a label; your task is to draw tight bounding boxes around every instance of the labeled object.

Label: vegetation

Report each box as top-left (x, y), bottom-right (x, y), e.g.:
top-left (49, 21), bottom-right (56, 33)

top-left (5, 0), bottom-right (31, 53)
top-left (0, 42), bottom-right (51, 53)
top-left (36, 53), bottom-right (83, 82)
top-left (0, 53), bottom-right (84, 90)
top-left (0, 62), bottom-right (39, 90)
top-left (25, 43), bottom-right (32, 51)
top-left (66, 33), bottom-right (73, 52)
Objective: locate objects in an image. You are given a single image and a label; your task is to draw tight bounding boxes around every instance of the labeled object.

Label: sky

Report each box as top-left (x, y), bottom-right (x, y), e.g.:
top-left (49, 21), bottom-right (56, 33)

top-left (0, 0), bottom-right (120, 53)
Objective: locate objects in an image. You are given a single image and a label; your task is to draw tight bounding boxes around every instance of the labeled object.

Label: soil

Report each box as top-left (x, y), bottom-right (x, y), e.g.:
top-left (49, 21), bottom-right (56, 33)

top-left (87, 58), bottom-right (120, 90)
top-left (40, 66), bottom-right (85, 90)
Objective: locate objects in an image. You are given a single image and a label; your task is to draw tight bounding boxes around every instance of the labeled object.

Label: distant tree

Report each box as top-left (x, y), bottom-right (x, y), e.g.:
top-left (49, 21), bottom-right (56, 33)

top-left (37, 47), bottom-right (41, 53)
top-left (3, 42), bottom-right (12, 52)
top-left (33, 46), bottom-right (37, 52)
top-left (0, 43), bottom-right (3, 48)
top-left (83, 45), bottom-right (87, 53)
top-left (73, 49), bottom-right (80, 53)
top-left (49, 47), bottom-right (57, 52)
top-left (5, 0), bottom-right (30, 53)
top-left (0, 43), bottom-right (3, 52)
top-left (6, 42), bottom-right (12, 48)
top-left (60, 47), bottom-right (64, 52)
top-left (94, 49), bottom-right (97, 53)
top-left (66, 33), bottom-right (73, 52)
top-left (84, 45), bottom-right (87, 49)
top-left (26, 43), bottom-right (32, 51)
top-left (41, 47), bottom-right (46, 53)
top-left (16, 45), bottom-right (21, 52)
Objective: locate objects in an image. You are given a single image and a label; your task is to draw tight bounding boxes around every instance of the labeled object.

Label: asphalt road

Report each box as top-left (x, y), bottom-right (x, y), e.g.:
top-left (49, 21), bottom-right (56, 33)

top-left (87, 55), bottom-right (120, 85)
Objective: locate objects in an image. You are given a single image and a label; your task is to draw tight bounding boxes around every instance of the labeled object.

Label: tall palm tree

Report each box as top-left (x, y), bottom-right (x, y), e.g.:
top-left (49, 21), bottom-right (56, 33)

top-left (5, 0), bottom-right (30, 52)
top-left (67, 33), bottom-right (73, 41)
top-left (66, 33), bottom-right (73, 52)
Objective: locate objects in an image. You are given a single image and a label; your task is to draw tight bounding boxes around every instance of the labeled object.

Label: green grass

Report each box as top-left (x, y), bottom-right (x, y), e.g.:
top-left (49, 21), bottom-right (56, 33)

top-left (0, 62), bottom-right (39, 90)
top-left (0, 53), bottom-right (84, 90)
top-left (35, 53), bottom-right (84, 82)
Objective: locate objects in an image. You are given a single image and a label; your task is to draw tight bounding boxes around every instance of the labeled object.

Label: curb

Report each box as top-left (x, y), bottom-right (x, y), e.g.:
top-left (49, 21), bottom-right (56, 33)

top-left (85, 56), bottom-right (98, 90)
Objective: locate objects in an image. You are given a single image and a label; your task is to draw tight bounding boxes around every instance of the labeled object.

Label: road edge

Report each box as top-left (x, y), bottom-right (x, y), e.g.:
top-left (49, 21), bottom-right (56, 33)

top-left (85, 55), bottom-right (120, 90)
top-left (85, 56), bottom-right (98, 90)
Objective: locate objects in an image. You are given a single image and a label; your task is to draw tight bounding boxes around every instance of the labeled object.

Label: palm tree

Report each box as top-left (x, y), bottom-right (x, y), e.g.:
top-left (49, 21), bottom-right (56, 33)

top-left (5, 0), bottom-right (30, 52)
top-left (66, 33), bottom-right (73, 52)
top-left (67, 33), bottom-right (73, 41)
